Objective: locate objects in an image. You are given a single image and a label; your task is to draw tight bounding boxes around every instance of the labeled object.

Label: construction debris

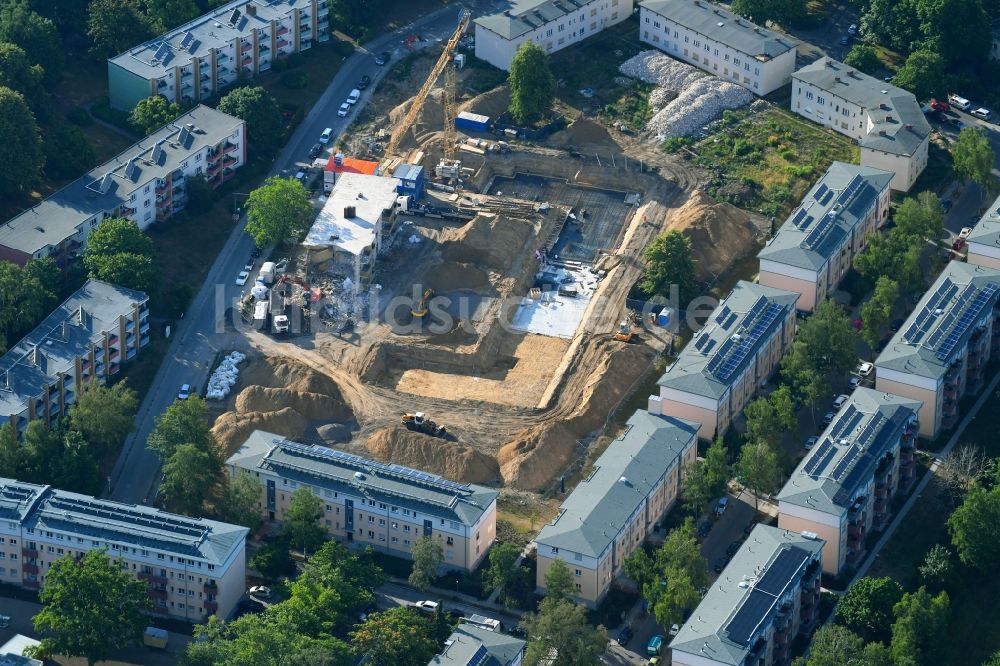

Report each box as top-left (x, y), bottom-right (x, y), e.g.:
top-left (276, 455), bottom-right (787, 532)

top-left (205, 351), bottom-right (246, 400)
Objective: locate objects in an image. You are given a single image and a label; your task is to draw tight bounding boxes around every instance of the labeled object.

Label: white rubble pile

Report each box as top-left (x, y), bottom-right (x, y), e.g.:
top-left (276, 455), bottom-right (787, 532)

top-left (205, 351), bottom-right (246, 400)
top-left (619, 51), bottom-right (706, 91)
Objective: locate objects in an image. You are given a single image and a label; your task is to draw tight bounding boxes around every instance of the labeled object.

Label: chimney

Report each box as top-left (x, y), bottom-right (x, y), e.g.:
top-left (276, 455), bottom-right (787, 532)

top-left (834, 76), bottom-right (841, 83)
top-left (847, 69), bottom-right (855, 76)
top-left (879, 130), bottom-right (886, 136)
top-left (905, 123), bottom-right (913, 130)
top-left (245, 3), bottom-right (256, 15)
top-left (344, 205), bottom-right (357, 218)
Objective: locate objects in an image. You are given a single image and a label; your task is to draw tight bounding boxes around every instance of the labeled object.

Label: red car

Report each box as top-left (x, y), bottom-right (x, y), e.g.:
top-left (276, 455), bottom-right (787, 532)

top-left (952, 238), bottom-right (966, 252)
top-left (930, 98), bottom-right (950, 112)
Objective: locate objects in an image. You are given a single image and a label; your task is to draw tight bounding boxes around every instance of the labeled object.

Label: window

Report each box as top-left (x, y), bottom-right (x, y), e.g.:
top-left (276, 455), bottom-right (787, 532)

top-left (404, 539), bottom-right (411, 546)
top-left (446, 537), bottom-right (454, 545)
top-left (558, 23), bottom-right (565, 31)
top-left (403, 525), bottom-right (411, 533)
top-left (734, 58), bottom-right (741, 66)
top-left (818, 96), bottom-right (825, 105)
top-left (546, 28), bottom-right (553, 36)
top-left (575, 569), bottom-right (582, 576)
top-left (391, 522), bottom-right (398, 529)
top-left (806, 91), bottom-right (814, 100)
top-left (367, 531), bottom-right (374, 538)
top-left (551, 547), bottom-right (559, 554)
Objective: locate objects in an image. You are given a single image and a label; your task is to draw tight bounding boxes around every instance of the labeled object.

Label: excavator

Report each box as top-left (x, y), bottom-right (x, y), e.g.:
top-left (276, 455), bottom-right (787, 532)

top-left (401, 412), bottom-right (447, 437)
top-left (411, 288), bottom-right (434, 318)
top-left (613, 311), bottom-right (642, 343)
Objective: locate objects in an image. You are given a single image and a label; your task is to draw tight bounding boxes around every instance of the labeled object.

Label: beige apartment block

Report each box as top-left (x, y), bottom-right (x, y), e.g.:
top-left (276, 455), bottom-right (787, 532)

top-left (966, 194), bottom-right (1000, 271)
top-left (228, 431), bottom-right (499, 572)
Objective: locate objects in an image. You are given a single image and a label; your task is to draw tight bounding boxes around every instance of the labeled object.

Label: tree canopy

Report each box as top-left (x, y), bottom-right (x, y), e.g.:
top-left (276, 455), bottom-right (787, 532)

top-left (282, 486), bottom-right (327, 555)
top-left (160, 443), bottom-right (220, 516)
top-left (351, 607), bottom-right (440, 666)
top-left (860, 277), bottom-right (899, 355)
top-left (0, 257), bottom-right (60, 353)
top-left (217, 472), bottom-right (264, 531)
top-left (484, 541), bottom-right (529, 608)
top-left (918, 544), bottom-right (954, 593)
top-left (795, 624), bottom-right (892, 666)
top-left (781, 300), bottom-right (857, 412)
top-left (68, 381), bottom-right (138, 456)
top-left (86, 0), bottom-right (154, 59)
top-left (890, 586), bottom-right (949, 666)
top-left (843, 44), bottom-right (883, 75)
top-left (835, 576), bottom-right (904, 643)
top-left (184, 612), bottom-right (353, 666)
top-left (408, 534), bottom-right (444, 592)
top-left (892, 49), bottom-right (947, 100)
top-left (521, 597), bottom-right (608, 666)
top-left (859, 0), bottom-right (991, 66)
top-left (43, 124), bottom-right (97, 179)
top-left (82, 217), bottom-right (158, 292)
top-left (682, 436), bottom-right (730, 514)
top-left (0, 41), bottom-right (47, 113)
top-left (0, 0), bottom-right (63, 85)
top-left (129, 94), bottom-right (182, 134)
top-left (948, 483), bottom-right (1000, 571)
top-left (730, 0), bottom-right (803, 26)
top-left (543, 558), bottom-right (575, 601)
top-left (508, 42), bottom-right (556, 125)
top-left (0, 86), bottom-right (43, 198)
top-left (737, 439), bottom-right (781, 512)
top-left (952, 126), bottom-right (997, 197)
top-left (640, 229), bottom-right (696, 305)
top-left (147, 395), bottom-right (216, 461)
top-left (217, 86), bottom-right (284, 154)
top-left (245, 176), bottom-right (313, 248)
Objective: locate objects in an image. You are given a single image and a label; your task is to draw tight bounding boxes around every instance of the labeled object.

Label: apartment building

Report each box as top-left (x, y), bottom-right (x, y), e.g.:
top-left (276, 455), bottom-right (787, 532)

top-left (965, 194), bottom-right (1000, 270)
top-left (474, 0), bottom-right (634, 71)
top-left (0, 477), bottom-right (247, 622)
top-left (758, 162), bottom-right (892, 312)
top-left (639, 0), bottom-right (798, 96)
top-left (534, 409), bottom-right (698, 607)
top-left (791, 58), bottom-right (931, 192)
top-left (0, 106), bottom-right (245, 268)
top-left (776, 389), bottom-right (920, 575)
top-left (109, 0), bottom-right (330, 110)
top-left (649, 281), bottom-right (799, 440)
top-left (875, 261), bottom-right (1000, 438)
top-left (227, 431), bottom-right (499, 572)
top-left (670, 526), bottom-right (823, 666)
top-left (429, 623), bottom-right (526, 666)
top-left (0, 280), bottom-right (149, 438)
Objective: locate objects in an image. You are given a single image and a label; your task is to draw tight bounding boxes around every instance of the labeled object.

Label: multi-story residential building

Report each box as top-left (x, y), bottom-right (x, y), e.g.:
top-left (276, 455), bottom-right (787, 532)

top-left (534, 409), bottom-right (698, 607)
top-left (0, 106), bottom-right (245, 268)
top-left (875, 261), bottom-right (1000, 438)
top-left (639, 0), bottom-right (798, 96)
top-left (429, 623), bottom-right (526, 666)
top-left (648, 281), bottom-right (799, 440)
top-left (227, 431), bottom-right (499, 572)
top-left (965, 193), bottom-right (1000, 270)
top-left (791, 58), bottom-right (931, 192)
top-left (474, 0), bottom-right (634, 71)
top-left (0, 280), bottom-right (149, 438)
top-left (776, 389), bottom-right (920, 575)
top-left (669, 525), bottom-right (824, 666)
top-left (109, 0), bottom-right (330, 110)
top-left (304, 172), bottom-right (402, 289)
top-left (758, 162), bottom-right (892, 312)
top-left (0, 477), bottom-right (247, 622)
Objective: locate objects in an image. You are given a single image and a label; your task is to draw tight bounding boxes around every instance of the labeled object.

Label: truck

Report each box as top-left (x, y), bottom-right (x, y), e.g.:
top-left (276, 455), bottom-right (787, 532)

top-left (259, 261), bottom-right (276, 285)
top-left (272, 314), bottom-right (290, 334)
top-left (143, 626), bottom-right (168, 650)
top-left (253, 300), bottom-right (269, 330)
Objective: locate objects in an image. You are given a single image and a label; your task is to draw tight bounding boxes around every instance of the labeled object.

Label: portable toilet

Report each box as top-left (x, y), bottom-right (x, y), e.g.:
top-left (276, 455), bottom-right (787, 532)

top-left (657, 307), bottom-right (673, 327)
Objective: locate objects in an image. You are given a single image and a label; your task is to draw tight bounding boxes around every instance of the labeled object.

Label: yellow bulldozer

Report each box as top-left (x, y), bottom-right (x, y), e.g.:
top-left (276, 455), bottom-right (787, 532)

top-left (613, 311), bottom-right (641, 343)
top-left (401, 412), bottom-right (447, 437)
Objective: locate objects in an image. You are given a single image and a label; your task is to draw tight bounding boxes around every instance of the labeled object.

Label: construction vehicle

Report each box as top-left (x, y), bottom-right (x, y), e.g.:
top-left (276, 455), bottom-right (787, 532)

top-left (402, 412), bottom-right (447, 437)
top-left (411, 288), bottom-right (434, 318)
top-left (613, 311), bottom-right (642, 343)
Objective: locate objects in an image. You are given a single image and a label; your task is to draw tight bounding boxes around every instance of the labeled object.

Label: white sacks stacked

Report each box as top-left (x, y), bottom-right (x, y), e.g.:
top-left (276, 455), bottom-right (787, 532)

top-left (205, 351), bottom-right (246, 400)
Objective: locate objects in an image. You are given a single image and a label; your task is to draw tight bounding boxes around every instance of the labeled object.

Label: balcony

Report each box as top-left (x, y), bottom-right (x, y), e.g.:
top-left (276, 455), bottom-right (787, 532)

top-left (157, 79), bottom-right (167, 89)
top-left (120, 206), bottom-right (136, 217)
top-left (149, 588), bottom-right (168, 600)
top-left (205, 600), bottom-right (219, 614)
top-left (241, 41), bottom-right (253, 52)
top-left (138, 572), bottom-right (167, 585)
top-left (22, 563), bottom-right (38, 574)
top-left (276, 25), bottom-right (289, 35)
top-left (23, 580), bottom-right (39, 590)
top-left (149, 605), bottom-right (168, 615)
top-left (204, 581), bottom-right (219, 594)
top-left (181, 69), bottom-right (193, 79)
top-left (155, 180), bottom-right (168, 194)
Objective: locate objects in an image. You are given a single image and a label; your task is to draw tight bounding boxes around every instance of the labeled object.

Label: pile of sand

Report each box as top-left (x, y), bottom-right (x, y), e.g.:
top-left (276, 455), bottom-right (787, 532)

top-left (366, 427), bottom-right (501, 485)
top-left (213, 407), bottom-right (310, 454)
top-left (459, 86), bottom-right (510, 119)
top-left (235, 386), bottom-right (353, 422)
top-left (439, 213), bottom-right (535, 270)
top-left (546, 117), bottom-right (620, 151)
top-left (660, 189), bottom-right (764, 282)
top-left (238, 357), bottom-right (341, 395)
top-left (422, 261), bottom-right (491, 294)
top-left (388, 88), bottom-right (445, 151)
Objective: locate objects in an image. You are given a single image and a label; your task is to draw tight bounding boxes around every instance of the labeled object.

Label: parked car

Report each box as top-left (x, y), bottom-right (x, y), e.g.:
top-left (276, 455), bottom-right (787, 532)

top-left (0, 614), bottom-right (8, 628)
top-left (697, 520), bottom-right (712, 538)
top-left (953, 238), bottom-right (967, 252)
top-left (930, 98), bottom-right (950, 112)
top-left (714, 496), bottom-right (729, 517)
top-left (358, 601), bottom-right (377, 622)
top-left (648, 658), bottom-right (662, 666)
top-left (647, 634), bottom-right (664, 656)
top-left (849, 376), bottom-right (861, 389)
top-left (308, 142), bottom-right (323, 159)
top-left (847, 23), bottom-right (858, 35)
top-left (959, 226), bottom-right (973, 240)
top-left (249, 585), bottom-right (272, 598)
top-left (726, 540), bottom-right (742, 557)
top-left (251, 245), bottom-right (262, 258)
top-left (236, 270), bottom-right (250, 286)
top-left (178, 384), bottom-right (191, 400)
top-left (839, 35), bottom-right (849, 45)
top-left (941, 198), bottom-right (953, 212)
top-left (244, 258), bottom-right (255, 271)
top-left (375, 51), bottom-right (391, 65)
top-left (972, 108), bottom-right (993, 121)
top-left (822, 411), bottom-right (835, 425)
top-left (714, 556), bottom-right (728, 573)
top-left (319, 127), bottom-right (333, 144)
top-left (413, 600), bottom-right (439, 612)
top-left (669, 623), bottom-right (680, 637)
top-left (616, 625), bottom-right (634, 646)
top-left (948, 94), bottom-right (972, 111)
top-left (833, 394), bottom-right (849, 409)
top-left (805, 436), bottom-right (818, 450)
top-left (346, 88), bottom-right (361, 105)
top-left (337, 102), bottom-right (350, 117)
top-left (357, 74), bottom-right (372, 89)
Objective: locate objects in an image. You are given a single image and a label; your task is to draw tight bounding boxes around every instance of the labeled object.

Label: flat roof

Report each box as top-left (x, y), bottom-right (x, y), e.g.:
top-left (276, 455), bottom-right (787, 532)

top-left (475, 0), bottom-right (602, 41)
top-left (670, 525), bottom-right (823, 665)
top-left (228, 431), bottom-right (499, 527)
top-left (325, 155), bottom-right (380, 176)
top-left (0, 105), bottom-right (243, 257)
top-left (793, 59), bottom-right (931, 157)
top-left (305, 172), bottom-right (399, 256)
top-left (429, 624), bottom-right (526, 666)
top-left (966, 193), bottom-right (1000, 248)
top-left (758, 162), bottom-right (892, 271)
top-left (657, 282), bottom-right (799, 399)
top-left (0, 279), bottom-right (148, 420)
top-left (876, 261), bottom-right (1000, 379)
top-left (535, 410), bottom-right (698, 558)
top-left (109, 0), bottom-right (310, 79)
top-left (776, 388), bottom-right (920, 515)
top-left (0, 479), bottom-right (48, 522)
top-left (640, 0), bottom-right (797, 59)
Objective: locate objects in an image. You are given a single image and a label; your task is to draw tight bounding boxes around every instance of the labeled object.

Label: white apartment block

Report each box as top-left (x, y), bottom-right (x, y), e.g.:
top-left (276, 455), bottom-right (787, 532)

top-left (0, 478), bottom-right (248, 622)
top-left (109, 0), bottom-right (331, 110)
top-left (965, 194), bottom-right (1000, 270)
top-left (639, 0), bottom-right (798, 96)
top-left (474, 0), bottom-right (633, 71)
top-left (228, 432), bottom-right (499, 572)
top-left (792, 58), bottom-right (931, 192)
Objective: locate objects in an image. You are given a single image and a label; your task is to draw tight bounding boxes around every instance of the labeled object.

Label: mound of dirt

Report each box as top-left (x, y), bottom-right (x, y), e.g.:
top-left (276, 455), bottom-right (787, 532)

top-left (235, 386), bottom-right (353, 422)
top-left (422, 261), bottom-right (490, 294)
top-left (660, 190), bottom-right (764, 282)
top-left (459, 86), bottom-right (510, 119)
top-left (213, 407), bottom-right (310, 455)
top-left (238, 357), bottom-right (341, 396)
top-left (546, 117), bottom-right (621, 151)
top-left (366, 427), bottom-right (501, 485)
top-left (439, 213), bottom-right (535, 270)
top-left (498, 421), bottom-right (577, 492)
top-left (388, 88), bottom-right (445, 152)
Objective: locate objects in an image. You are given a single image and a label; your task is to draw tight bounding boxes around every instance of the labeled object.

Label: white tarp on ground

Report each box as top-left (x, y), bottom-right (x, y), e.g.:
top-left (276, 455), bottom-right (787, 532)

top-left (510, 265), bottom-right (598, 338)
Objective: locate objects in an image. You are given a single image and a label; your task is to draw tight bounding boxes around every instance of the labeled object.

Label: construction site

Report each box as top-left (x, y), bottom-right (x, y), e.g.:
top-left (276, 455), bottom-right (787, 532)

top-left (212, 13), bottom-right (768, 500)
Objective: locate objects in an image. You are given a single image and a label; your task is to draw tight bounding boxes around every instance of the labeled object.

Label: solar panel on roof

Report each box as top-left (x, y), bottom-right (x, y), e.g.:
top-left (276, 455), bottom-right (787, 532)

top-left (153, 42), bottom-right (170, 62)
top-left (702, 338), bottom-right (717, 355)
top-left (856, 412), bottom-right (886, 448)
top-left (229, 8), bottom-right (241, 24)
top-left (791, 208), bottom-right (808, 228)
top-left (694, 334), bottom-right (709, 351)
top-left (804, 439), bottom-right (833, 475)
top-left (755, 547), bottom-right (810, 596)
top-left (710, 303), bottom-right (784, 382)
top-left (829, 405), bottom-right (862, 440)
top-left (803, 212), bottom-right (836, 249)
top-left (831, 444), bottom-right (860, 480)
top-left (178, 126), bottom-right (191, 145)
top-left (836, 174), bottom-right (864, 208)
top-left (926, 311), bottom-right (955, 349)
top-left (819, 189), bottom-right (834, 206)
top-left (715, 305), bottom-right (732, 325)
top-left (813, 183), bottom-right (829, 202)
top-left (936, 282), bottom-right (998, 360)
top-left (925, 279), bottom-right (957, 312)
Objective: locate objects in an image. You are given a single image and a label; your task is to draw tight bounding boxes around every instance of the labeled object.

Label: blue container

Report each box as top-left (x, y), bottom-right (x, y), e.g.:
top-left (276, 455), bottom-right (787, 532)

top-left (455, 111), bottom-right (492, 132)
top-left (657, 307), bottom-right (673, 327)
top-left (394, 163), bottom-right (425, 201)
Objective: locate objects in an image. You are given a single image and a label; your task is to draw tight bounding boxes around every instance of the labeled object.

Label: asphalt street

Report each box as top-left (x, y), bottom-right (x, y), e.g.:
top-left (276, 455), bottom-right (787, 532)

top-left (106, 1), bottom-right (502, 504)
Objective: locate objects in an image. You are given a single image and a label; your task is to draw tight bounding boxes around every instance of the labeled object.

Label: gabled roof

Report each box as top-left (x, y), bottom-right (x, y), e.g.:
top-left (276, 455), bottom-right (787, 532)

top-left (966, 193), bottom-right (1000, 248)
top-left (640, 0), bottom-right (798, 59)
top-left (758, 162), bottom-right (892, 271)
top-left (657, 282), bottom-right (798, 399)
top-left (670, 525), bottom-right (823, 665)
top-left (534, 410), bottom-right (698, 558)
top-left (776, 389), bottom-right (920, 515)
top-left (475, 0), bottom-right (599, 41)
top-left (876, 261), bottom-right (1000, 379)
top-left (429, 624), bottom-right (526, 666)
top-left (793, 59), bottom-right (931, 157)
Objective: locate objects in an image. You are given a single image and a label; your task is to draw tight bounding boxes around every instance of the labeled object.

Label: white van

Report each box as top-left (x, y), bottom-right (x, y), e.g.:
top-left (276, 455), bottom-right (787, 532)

top-left (948, 94), bottom-right (972, 111)
top-left (346, 89), bottom-right (361, 105)
top-left (971, 108), bottom-right (992, 121)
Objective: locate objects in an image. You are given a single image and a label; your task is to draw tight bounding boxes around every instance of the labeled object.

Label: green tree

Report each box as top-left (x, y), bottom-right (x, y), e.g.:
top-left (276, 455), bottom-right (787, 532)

top-left (244, 176), bottom-right (313, 248)
top-left (948, 484), bottom-right (1000, 571)
top-left (68, 381), bottom-right (138, 456)
top-left (141, 0), bottom-right (200, 32)
top-left (56, 429), bottom-right (101, 494)
top-left (521, 597), bottom-right (608, 666)
top-left (984, 651), bottom-right (1000, 666)
top-left (185, 173), bottom-right (214, 214)
top-left (781, 300), bottom-right (857, 414)
top-left (855, 231), bottom-right (908, 282)
top-left (835, 576), bottom-right (904, 643)
top-left (0, 0), bottom-right (63, 86)
top-left (408, 534), bottom-right (444, 592)
top-left (796, 624), bottom-right (892, 666)
top-left (350, 607), bottom-right (439, 666)
top-left (911, 0), bottom-right (990, 66)
top-left (160, 443), bottom-right (220, 516)
top-left (744, 385), bottom-right (796, 449)
top-left (918, 544), bottom-right (954, 593)
top-left (283, 486), bottom-right (326, 555)
top-left (843, 44), bottom-right (883, 75)
top-left (640, 229), bottom-right (696, 304)
top-left (0, 86), bottom-right (43, 198)
top-left (543, 558), bottom-right (575, 601)
top-left (217, 86), bottom-right (284, 154)
top-left (0, 422), bottom-right (21, 477)
top-left (953, 126), bottom-right (997, 198)
top-left (43, 124), bottom-right (97, 179)
top-left (33, 550), bottom-right (149, 666)
top-left (184, 612), bottom-right (353, 666)
top-left (730, 0), bottom-right (802, 26)
top-left (0, 257), bottom-right (59, 353)
top-left (859, 0), bottom-right (920, 53)
top-left (19, 419), bottom-right (63, 483)
top-left (82, 217), bottom-right (158, 292)
top-left (507, 42), bottom-right (556, 125)
top-left (890, 586), bottom-right (949, 666)
top-left (895, 191), bottom-right (944, 241)
top-left (484, 542), bottom-right (528, 608)
top-left (682, 436), bottom-right (730, 514)
top-left (736, 439), bottom-right (781, 512)
top-left (147, 395), bottom-right (216, 460)
top-left (86, 0), bottom-right (154, 59)
top-left (860, 277), bottom-right (899, 355)
top-left (129, 94), bottom-right (182, 134)
top-left (892, 49), bottom-right (947, 100)
top-left (249, 536), bottom-right (297, 579)
top-left (0, 41), bottom-right (46, 113)
top-left (217, 472), bottom-right (263, 531)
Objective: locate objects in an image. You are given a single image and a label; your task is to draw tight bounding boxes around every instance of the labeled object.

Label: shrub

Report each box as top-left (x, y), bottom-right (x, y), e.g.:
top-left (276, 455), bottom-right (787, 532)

top-left (270, 57), bottom-right (288, 72)
top-left (281, 71), bottom-right (308, 89)
top-left (779, 148), bottom-right (797, 161)
top-left (67, 107), bottom-right (93, 126)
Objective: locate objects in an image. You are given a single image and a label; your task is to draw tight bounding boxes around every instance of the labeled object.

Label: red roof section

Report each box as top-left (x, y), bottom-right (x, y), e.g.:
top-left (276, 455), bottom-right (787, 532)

top-left (324, 156), bottom-right (379, 175)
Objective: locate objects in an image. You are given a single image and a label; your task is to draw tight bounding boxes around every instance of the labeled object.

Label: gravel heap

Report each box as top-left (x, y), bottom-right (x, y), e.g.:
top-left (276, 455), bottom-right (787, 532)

top-left (619, 50), bottom-right (706, 90)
